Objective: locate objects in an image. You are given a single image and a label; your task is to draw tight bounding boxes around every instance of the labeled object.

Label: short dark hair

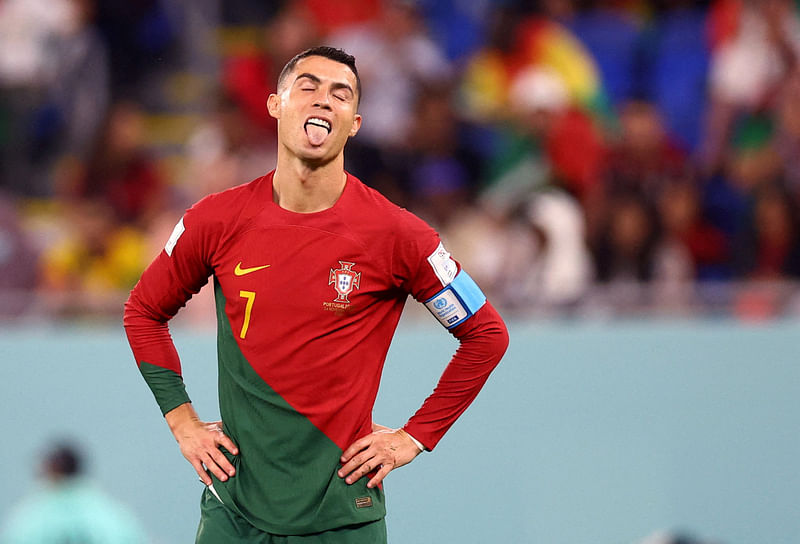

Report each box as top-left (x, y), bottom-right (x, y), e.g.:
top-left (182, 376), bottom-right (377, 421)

top-left (277, 46), bottom-right (361, 106)
top-left (44, 443), bottom-right (83, 478)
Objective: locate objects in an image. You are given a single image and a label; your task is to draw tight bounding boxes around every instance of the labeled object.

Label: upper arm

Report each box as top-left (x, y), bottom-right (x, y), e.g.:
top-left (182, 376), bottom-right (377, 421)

top-left (391, 209), bottom-right (487, 331)
top-left (125, 201), bottom-right (220, 323)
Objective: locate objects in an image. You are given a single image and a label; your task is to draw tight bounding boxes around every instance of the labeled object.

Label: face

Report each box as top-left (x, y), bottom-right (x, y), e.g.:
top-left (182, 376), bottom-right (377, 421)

top-left (268, 55), bottom-right (361, 165)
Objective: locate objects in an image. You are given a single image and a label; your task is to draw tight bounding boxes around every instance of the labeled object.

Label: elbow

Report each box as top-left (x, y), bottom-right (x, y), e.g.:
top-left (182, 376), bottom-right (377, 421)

top-left (123, 289), bottom-right (169, 330)
top-left (123, 291), bottom-right (148, 329)
top-left (484, 317), bottom-right (509, 370)
top-left (495, 319), bottom-right (510, 359)
top-left (122, 293), bottom-right (137, 329)
top-left (479, 301), bottom-right (510, 355)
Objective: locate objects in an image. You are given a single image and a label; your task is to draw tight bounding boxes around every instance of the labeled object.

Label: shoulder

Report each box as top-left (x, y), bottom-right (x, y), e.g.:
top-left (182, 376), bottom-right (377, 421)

top-left (348, 178), bottom-right (443, 267)
top-left (189, 175), bottom-right (267, 221)
top-left (345, 175), bottom-right (433, 235)
top-left (171, 175), bottom-right (269, 256)
top-left (181, 175), bottom-right (270, 243)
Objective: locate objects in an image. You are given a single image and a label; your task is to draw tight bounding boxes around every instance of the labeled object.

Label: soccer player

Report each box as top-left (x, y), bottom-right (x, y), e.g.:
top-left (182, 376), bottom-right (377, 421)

top-left (124, 46), bottom-right (509, 543)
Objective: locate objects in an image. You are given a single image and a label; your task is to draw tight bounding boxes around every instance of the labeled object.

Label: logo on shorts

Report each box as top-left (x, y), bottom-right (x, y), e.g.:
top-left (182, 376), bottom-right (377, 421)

top-left (328, 261), bottom-right (361, 303)
top-left (354, 496), bottom-right (373, 509)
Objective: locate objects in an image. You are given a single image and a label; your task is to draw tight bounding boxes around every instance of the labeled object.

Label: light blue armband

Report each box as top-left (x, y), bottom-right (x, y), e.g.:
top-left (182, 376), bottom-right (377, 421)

top-left (423, 271), bottom-right (486, 329)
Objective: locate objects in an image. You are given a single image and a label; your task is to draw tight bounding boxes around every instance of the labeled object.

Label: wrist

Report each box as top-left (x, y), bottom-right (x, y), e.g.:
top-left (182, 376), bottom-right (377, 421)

top-left (164, 402), bottom-right (198, 435)
top-left (397, 428), bottom-right (424, 453)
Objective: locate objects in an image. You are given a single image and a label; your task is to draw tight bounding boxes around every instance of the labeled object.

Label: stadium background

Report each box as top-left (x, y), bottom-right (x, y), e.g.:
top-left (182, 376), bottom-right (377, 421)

top-left (1, 1), bottom-right (799, 543)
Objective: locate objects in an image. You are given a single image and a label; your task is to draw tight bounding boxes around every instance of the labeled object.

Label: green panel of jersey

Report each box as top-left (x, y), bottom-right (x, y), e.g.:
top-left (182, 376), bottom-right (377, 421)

top-left (209, 280), bottom-right (385, 535)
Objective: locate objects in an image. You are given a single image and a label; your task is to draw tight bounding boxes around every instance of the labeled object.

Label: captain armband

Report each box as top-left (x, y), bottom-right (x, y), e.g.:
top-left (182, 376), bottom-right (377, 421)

top-left (423, 270), bottom-right (486, 329)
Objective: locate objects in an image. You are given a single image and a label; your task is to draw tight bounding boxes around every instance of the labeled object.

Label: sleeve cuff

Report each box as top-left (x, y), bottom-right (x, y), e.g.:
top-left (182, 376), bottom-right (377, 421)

top-left (138, 361), bottom-right (192, 416)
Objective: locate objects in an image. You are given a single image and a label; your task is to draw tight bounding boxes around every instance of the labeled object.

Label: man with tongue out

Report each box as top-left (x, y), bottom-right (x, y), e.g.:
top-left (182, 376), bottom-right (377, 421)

top-left (124, 46), bottom-right (508, 543)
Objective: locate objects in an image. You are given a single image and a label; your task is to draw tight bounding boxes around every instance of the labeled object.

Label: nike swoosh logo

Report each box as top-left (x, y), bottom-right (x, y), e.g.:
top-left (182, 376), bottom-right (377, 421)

top-left (234, 262), bottom-right (271, 276)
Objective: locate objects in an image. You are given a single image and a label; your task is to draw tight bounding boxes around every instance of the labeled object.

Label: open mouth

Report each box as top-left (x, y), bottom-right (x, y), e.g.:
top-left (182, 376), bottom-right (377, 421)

top-left (305, 118), bottom-right (331, 133)
top-left (305, 117), bottom-right (331, 146)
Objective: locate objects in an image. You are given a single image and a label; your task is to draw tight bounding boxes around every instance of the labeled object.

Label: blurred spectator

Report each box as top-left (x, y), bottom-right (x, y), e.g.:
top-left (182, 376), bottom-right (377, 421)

top-left (652, 177), bottom-right (729, 282)
top-left (458, 3), bottom-right (609, 209)
top-left (0, 0), bottom-right (74, 88)
top-left (702, 0), bottom-right (800, 175)
top-left (519, 189), bottom-right (593, 309)
top-left (459, 3), bottom-right (608, 124)
top-left (593, 196), bottom-right (658, 283)
top-left (514, 7), bottom-right (609, 118)
top-left (404, 85), bottom-right (482, 226)
top-left (586, 98), bottom-right (686, 243)
top-left (179, 91), bottom-right (276, 203)
top-left (328, 0), bottom-right (452, 149)
top-left (773, 65), bottom-right (800, 199)
top-left (0, 441), bottom-right (148, 544)
top-left (487, 63), bottom-right (606, 202)
top-left (703, 118), bottom-right (783, 257)
top-left (606, 99), bottom-right (687, 200)
top-left (42, 0), bottom-right (110, 163)
top-left (445, 188), bottom-right (592, 313)
top-left (29, 101), bottom-right (159, 310)
top-left (457, 4), bottom-right (518, 125)
top-left (65, 100), bottom-right (166, 226)
top-left (708, 0), bottom-right (800, 108)
top-left (221, 1), bottom-right (320, 138)
top-left (0, 0), bottom-right (109, 197)
top-left (0, 193), bottom-right (39, 317)
top-left (733, 186), bottom-right (800, 278)
top-left (38, 198), bottom-right (149, 305)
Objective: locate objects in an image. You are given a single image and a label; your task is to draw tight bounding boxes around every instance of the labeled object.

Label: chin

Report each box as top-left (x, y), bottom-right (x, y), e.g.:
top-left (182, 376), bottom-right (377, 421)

top-left (298, 148), bottom-right (336, 166)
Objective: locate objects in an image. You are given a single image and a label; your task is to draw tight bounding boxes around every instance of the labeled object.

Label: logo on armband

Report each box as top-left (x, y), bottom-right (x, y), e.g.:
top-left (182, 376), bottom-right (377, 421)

top-left (423, 271), bottom-right (486, 329)
top-left (425, 288), bottom-right (469, 329)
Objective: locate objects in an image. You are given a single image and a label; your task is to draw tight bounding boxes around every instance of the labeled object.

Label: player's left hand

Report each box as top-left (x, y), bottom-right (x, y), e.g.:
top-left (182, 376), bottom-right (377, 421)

top-left (338, 427), bottom-right (422, 488)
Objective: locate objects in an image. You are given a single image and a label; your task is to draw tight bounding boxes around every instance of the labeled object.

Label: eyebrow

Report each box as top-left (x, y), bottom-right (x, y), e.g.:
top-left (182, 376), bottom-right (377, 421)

top-left (295, 73), bottom-right (322, 86)
top-left (294, 73), bottom-right (355, 97)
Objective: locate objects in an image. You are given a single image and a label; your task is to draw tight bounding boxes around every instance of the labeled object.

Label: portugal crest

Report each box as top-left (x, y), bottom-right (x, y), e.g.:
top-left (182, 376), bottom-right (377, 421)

top-left (328, 261), bottom-right (361, 303)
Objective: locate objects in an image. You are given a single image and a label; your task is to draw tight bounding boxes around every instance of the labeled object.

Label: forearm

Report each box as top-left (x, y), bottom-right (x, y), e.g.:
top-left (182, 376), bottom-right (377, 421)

top-left (124, 287), bottom-right (191, 415)
top-left (404, 303), bottom-right (509, 450)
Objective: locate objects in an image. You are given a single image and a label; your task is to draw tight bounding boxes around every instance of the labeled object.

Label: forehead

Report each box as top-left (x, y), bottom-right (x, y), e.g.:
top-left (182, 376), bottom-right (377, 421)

top-left (288, 55), bottom-right (358, 88)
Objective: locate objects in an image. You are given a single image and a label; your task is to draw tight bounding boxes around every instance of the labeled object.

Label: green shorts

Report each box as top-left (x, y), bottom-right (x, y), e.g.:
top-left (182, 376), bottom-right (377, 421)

top-left (195, 487), bottom-right (387, 544)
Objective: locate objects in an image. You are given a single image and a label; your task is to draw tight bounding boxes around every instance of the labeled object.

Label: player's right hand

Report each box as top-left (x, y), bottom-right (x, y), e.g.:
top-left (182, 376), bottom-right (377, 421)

top-left (165, 403), bottom-right (239, 486)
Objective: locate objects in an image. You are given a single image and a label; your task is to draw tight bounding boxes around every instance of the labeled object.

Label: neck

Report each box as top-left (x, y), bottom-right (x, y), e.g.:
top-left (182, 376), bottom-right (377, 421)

top-left (272, 154), bottom-right (347, 213)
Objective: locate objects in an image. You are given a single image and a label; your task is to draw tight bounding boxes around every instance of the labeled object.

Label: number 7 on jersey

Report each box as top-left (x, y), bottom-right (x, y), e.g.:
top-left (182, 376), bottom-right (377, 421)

top-left (239, 290), bottom-right (256, 339)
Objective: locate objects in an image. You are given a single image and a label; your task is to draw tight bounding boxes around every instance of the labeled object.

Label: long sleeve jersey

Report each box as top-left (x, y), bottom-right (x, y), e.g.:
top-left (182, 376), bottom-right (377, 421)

top-left (124, 171), bottom-right (508, 535)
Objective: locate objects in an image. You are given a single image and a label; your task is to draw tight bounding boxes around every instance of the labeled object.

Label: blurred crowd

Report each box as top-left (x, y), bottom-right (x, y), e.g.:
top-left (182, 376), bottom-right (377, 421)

top-left (3, 0), bottom-right (800, 320)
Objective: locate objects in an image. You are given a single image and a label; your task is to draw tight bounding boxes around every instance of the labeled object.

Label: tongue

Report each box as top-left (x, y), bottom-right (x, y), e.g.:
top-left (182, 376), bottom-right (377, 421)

top-left (306, 124), bottom-right (328, 146)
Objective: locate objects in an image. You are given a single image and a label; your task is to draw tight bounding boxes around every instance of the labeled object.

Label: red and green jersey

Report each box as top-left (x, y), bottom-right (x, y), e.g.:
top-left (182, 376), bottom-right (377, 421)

top-left (124, 171), bottom-right (508, 535)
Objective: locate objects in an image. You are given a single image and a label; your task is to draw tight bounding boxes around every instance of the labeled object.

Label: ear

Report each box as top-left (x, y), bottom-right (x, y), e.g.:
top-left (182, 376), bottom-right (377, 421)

top-left (349, 114), bottom-right (362, 137)
top-left (267, 93), bottom-right (281, 120)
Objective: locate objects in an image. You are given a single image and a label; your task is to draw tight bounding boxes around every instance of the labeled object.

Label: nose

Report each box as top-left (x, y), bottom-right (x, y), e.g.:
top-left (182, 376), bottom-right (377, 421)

top-left (313, 89), bottom-right (332, 110)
